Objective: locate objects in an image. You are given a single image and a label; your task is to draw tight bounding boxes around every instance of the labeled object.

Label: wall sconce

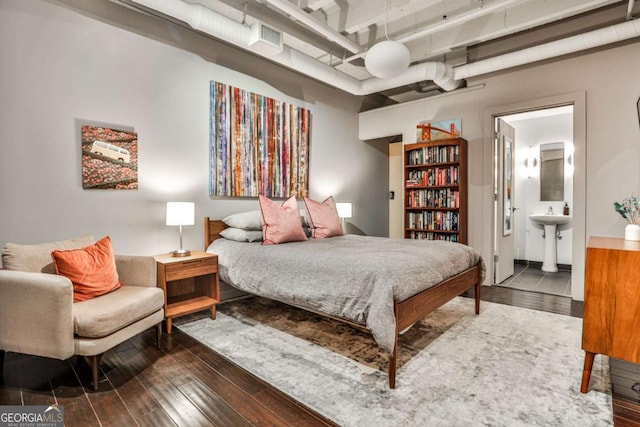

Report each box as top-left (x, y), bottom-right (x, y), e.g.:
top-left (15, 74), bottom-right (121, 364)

top-left (524, 146), bottom-right (538, 179)
top-left (565, 142), bottom-right (574, 175)
top-left (335, 202), bottom-right (353, 230)
top-left (166, 202), bottom-right (195, 257)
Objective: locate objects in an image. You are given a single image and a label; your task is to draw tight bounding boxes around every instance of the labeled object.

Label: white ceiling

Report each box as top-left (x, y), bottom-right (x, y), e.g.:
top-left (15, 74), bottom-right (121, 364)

top-left (122, 0), bottom-right (637, 102)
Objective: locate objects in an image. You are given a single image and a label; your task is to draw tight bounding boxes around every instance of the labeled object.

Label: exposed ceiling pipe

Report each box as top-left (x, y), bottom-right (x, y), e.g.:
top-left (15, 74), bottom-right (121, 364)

top-left (341, 0), bottom-right (527, 65)
top-left (454, 18), bottom-right (640, 80)
top-left (281, 49), bottom-right (462, 95)
top-left (628, 0), bottom-right (636, 19)
top-left (128, 0), bottom-right (460, 94)
top-left (341, 0), bottom-right (614, 65)
top-left (129, 0), bottom-right (640, 98)
top-left (399, 0), bottom-right (526, 45)
top-left (262, 0), bottom-right (361, 54)
top-left (131, 0), bottom-right (251, 46)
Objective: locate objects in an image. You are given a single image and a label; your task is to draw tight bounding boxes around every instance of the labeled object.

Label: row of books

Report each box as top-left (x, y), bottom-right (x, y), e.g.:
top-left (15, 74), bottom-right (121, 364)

top-left (407, 145), bottom-right (460, 166)
top-left (406, 189), bottom-right (460, 208)
top-left (406, 166), bottom-right (459, 186)
top-left (407, 211), bottom-right (459, 231)
top-left (408, 231), bottom-right (459, 242)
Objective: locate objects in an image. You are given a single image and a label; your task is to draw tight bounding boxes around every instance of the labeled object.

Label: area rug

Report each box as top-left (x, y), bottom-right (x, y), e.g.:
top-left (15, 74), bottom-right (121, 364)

top-left (177, 297), bottom-right (612, 426)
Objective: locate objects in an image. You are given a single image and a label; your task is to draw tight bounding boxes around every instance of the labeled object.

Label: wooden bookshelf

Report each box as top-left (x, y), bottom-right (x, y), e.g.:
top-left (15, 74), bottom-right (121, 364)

top-left (404, 138), bottom-right (468, 243)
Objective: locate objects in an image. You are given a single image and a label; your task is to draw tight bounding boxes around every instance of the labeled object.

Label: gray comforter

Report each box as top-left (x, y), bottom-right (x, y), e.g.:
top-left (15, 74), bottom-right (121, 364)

top-left (209, 235), bottom-right (482, 353)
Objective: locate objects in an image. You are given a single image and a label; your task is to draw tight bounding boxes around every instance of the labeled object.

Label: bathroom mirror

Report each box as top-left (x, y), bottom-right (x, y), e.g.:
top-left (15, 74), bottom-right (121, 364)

top-left (539, 142), bottom-right (564, 201)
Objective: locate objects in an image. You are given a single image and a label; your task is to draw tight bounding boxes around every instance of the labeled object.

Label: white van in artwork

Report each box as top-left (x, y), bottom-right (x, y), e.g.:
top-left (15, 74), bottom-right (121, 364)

top-left (91, 140), bottom-right (130, 163)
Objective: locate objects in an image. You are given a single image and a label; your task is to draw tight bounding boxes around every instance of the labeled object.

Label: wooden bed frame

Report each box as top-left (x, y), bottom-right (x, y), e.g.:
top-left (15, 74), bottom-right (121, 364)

top-left (204, 217), bottom-right (483, 388)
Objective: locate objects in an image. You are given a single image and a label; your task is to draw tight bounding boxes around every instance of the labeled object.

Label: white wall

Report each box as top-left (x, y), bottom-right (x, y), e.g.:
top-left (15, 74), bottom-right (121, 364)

top-left (360, 40), bottom-right (640, 300)
top-left (0, 0), bottom-right (388, 260)
top-left (388, 142), bottom-right (403, 238)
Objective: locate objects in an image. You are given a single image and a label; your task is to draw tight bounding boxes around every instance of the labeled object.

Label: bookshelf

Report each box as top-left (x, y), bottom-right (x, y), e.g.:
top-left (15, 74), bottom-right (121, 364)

top-left (404, 137), bottom-right (467, 243)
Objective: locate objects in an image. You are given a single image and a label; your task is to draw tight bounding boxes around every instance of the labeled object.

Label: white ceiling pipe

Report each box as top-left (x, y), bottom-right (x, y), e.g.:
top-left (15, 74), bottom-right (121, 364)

top-left (130, 1), bottom-right (640, 98)
top-left (341, 0), bottom-right (527, 65)
top-left (360, 62), bottom-right (461, 94)
top-left (628, 0), bottom-right (636, 19)
top-left (263, 0), bottom-right (361, 54)
top-left (131, 0), bottom-right (251, 46)
top-left (276, 48), bottom-right (460, 95)
top-left (129, 0), bottom-right (460, 94)
top-left (454, 18), bottom-right (640, 80)
top-left (342, 0), bottom-right (615, 66)
top-left (398, 0), bottom-right (526, 45)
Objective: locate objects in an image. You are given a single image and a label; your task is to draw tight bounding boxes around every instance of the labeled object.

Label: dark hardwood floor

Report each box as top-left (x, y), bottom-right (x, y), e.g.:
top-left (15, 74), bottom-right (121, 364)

top-left (0, 286), bottom-right (637, 426)
top-left (0, 329), bottom-right (337, 426)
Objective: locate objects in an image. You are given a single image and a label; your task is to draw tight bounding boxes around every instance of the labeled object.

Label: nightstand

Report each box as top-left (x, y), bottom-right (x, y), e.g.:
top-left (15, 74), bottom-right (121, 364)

top-left (154, 250), bottom-right (219, 334)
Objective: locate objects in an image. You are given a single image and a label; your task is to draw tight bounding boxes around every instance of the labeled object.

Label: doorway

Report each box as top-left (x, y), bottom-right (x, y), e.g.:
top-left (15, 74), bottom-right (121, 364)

top-left (493, 106), bottom-right (575, 297)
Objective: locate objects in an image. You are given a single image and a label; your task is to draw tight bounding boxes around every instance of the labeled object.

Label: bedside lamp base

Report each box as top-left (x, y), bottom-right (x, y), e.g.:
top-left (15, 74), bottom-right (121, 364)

top-left (170, 249), bottom-right (191, 257)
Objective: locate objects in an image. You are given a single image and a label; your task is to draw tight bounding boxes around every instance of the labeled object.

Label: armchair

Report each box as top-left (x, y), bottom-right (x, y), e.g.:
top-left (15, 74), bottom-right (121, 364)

top-left (0, 236), bottom-right (164, 390)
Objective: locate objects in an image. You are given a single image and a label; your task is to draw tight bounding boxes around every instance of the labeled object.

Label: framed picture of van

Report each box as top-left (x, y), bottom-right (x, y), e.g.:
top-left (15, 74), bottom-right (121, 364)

top-left (81, 124), bottom-right (138, 189)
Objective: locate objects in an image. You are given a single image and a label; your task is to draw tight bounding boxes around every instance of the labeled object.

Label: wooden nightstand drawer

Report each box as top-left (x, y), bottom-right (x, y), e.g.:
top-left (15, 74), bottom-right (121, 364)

top-left (154, 250), bottom-right (220, 334)
top-left (164, 256), bottom-right (217, 281)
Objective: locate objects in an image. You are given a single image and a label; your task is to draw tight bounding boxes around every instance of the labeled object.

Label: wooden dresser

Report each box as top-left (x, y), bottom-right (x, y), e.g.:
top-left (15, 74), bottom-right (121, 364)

top-left (581, 236), bottom-right (640, 393)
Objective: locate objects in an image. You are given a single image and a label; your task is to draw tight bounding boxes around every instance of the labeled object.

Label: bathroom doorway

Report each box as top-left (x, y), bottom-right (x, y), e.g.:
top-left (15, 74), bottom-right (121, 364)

top-left (493, 106), bottom-right (574, 297)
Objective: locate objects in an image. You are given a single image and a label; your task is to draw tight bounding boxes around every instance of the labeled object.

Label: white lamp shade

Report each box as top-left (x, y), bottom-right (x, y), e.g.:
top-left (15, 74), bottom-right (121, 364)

top-left (365, 40), bottom-right (411, 78)
top-left (166, 202), bottom-right (195, 226)
top-left (336, 202), bottom-right (353, 219)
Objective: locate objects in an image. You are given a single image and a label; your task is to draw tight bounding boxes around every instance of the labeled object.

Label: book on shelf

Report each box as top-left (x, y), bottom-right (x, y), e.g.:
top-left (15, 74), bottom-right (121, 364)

top-left (404, 138), bottom-right (467, 243)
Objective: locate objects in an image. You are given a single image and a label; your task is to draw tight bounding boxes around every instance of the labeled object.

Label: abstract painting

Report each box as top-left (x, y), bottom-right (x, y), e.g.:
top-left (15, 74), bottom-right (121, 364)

top-left (209, 81), bottom-right (311, 198)
top-left (81, 124), bottom-right (138, 189)
top-left (416, 118), bottom-right (461, 142)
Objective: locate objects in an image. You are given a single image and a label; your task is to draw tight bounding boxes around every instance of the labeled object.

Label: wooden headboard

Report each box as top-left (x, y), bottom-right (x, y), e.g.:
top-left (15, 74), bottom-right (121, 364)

top-left (204, 217), bottom-right (228, 249)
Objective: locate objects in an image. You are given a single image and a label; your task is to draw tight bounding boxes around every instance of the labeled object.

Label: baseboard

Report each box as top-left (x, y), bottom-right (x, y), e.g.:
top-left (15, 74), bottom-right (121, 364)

top-left (514, 259), bottom-right (572, 272)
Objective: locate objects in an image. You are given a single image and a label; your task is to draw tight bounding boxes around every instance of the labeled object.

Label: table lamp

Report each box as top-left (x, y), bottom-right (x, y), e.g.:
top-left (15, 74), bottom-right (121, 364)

top-left (166, 202), bottom-right (195, 257)
top-left (336, 202), bottom-right (353, 230)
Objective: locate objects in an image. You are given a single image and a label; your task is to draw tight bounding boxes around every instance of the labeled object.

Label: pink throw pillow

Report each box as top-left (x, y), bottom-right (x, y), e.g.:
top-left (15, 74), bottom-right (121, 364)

top-left (303, 196), bottom-right (344, 238)
top-left (258, 195), bottom-right (308, 245)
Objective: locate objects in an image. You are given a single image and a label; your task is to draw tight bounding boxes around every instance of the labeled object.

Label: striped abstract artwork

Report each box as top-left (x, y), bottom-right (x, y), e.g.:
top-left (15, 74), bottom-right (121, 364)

top-left (209, 81), bottom-right (311, 198)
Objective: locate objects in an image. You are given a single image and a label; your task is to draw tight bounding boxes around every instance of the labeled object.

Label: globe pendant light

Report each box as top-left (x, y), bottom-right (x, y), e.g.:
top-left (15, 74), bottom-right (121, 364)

top-left (365, 0), bottom-right (411, 78)
top-left (365, 40), bottom-right (411, 78)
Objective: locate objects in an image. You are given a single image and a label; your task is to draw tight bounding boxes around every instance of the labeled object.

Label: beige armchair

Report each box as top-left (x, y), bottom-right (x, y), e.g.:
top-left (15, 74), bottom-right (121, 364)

top-left (0, 236), bottom-right (164, 390)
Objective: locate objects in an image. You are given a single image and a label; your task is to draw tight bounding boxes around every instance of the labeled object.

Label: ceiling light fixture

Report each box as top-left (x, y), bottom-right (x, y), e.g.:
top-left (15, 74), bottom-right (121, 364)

top-left (364, 0), bottom-right (411, 78)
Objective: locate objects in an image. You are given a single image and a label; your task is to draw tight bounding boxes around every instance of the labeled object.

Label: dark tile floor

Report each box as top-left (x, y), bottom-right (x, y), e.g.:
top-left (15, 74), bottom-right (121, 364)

top-left (498, 263), bottom-right (571, 296)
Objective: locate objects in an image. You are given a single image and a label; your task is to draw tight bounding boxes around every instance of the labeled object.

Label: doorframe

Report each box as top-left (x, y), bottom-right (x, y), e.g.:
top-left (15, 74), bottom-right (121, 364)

top-left (482, 91), bottom-right (587, 300)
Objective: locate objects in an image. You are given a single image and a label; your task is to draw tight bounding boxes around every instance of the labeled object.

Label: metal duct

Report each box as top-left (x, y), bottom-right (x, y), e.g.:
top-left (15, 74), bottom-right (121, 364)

top-left (360, 62), bottom-right (462, 94)
top-left (131, 0), bottom-right (251, 47)
top-left (262, 0), bottom-right (361, 54)
top-left (130, 0), bottom-right (640, 97)
top-left (454, 18), bottom-right (640, 80)
top-left (129, 0), bottom-right (459, 94)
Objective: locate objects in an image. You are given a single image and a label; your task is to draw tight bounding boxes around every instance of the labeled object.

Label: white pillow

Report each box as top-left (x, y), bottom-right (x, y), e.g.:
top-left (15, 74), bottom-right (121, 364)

top-left (222, 211), bottom-right (262, 230)
top-left (223, 209), bottom-right (310, 230)
top-left (220, 227), bottom-right (263, 242)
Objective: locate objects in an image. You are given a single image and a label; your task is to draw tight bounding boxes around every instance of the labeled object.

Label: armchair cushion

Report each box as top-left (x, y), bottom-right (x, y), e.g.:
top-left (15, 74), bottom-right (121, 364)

top-left (2, 235), bottom-right (95, 273)
top-left (51, 236), bottom-right (121, 302)
top-left (73, 285), bottom-right (164, 338)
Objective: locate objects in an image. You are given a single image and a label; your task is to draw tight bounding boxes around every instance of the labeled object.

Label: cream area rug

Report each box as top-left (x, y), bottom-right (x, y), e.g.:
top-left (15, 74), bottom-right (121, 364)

top-left (177, 297), bottom-right (612, 426)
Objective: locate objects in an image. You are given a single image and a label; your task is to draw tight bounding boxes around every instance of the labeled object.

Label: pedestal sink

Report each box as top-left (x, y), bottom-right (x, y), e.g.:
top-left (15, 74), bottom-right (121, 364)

top-left (528, 214), bottom-right (572, 272)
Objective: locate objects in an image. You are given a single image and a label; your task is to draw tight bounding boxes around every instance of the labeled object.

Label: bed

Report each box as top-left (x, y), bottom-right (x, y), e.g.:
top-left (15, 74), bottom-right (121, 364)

top-left (204, 217), bottom-right (484, 388)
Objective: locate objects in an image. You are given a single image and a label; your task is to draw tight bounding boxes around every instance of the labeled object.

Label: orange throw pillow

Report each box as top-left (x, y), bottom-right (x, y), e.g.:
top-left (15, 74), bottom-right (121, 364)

top-left (51, 236), bottom-right (122, 302)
